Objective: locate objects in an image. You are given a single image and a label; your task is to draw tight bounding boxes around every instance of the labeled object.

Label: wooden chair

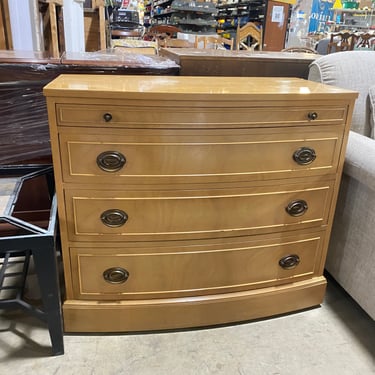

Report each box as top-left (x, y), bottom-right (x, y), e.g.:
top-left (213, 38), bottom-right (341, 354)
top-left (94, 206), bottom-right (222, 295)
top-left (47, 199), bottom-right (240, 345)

top-left (281, 47), bottom-right (318, 54)
top-left (354, 33), bottom-right (375, 50)
top-left (194, 35), bottom-right (234, 50)
top-left (327, 32), bottom-right (356, 54)
top-left (236, 22), bottom-right (262, 51)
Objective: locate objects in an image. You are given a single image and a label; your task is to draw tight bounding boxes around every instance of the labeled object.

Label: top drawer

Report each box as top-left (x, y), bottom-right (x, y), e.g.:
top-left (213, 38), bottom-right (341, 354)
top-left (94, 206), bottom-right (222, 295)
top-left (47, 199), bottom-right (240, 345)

top-left (59, 127), bottom-right (344, 184)
top-left (55, 104), bottom-right (347, 129)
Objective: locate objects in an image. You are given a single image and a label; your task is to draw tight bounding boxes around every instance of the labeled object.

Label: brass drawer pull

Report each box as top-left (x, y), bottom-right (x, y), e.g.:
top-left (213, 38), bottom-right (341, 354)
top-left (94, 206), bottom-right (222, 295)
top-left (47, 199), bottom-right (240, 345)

top-left (101, 209), bottom-right (128, 227)
top-left (307, 112), bottom-right (318, 120)
top-left (293, 147), bottom-right (316, 165)
top-left (103, 267), bottom-right (129, 284)
top-left (279, 255), bottom-right (300, 270)
top-left (97, 151), bottom-right (126, 172)
top-left (103, 112), bottom-right (113, 122)
top-left (286, 200), bottom-right (308, 217)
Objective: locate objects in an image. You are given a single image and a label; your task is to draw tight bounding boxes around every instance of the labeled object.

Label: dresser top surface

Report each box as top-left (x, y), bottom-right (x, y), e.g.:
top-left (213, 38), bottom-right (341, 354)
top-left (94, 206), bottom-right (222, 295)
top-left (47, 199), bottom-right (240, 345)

top-left (43, 74), bottom-right (358, 101)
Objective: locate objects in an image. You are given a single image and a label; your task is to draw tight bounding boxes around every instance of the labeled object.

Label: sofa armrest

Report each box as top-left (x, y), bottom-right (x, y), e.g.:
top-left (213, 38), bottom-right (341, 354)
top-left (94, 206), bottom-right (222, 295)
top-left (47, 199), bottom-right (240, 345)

top-left (344, 131), bottom-right (375, 191)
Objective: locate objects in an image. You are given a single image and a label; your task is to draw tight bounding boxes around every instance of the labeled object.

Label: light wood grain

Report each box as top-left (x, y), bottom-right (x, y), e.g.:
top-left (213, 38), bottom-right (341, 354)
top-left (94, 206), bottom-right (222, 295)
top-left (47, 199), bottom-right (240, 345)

top-left (44, 75), bottom-right (357, 332)
top-left (44, 75), bottom-right (357, 101)
top-left (71, 230), bottom-right (325, 299)
top-left (65, 181), bottom-right (333, 241)
top-left (63, 277), bottom-right (327, 332)
top-left (59, 127), bottom-right (343, 184)
top-left (55, 102), bottom-right (347, 128)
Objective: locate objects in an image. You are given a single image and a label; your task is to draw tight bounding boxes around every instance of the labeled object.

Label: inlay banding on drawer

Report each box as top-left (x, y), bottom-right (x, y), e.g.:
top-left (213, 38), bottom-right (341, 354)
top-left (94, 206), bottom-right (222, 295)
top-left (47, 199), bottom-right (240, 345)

top-left (70, 232), bottom-right (324, 299)
top-left (59, 129), bottom-right (343, 184)
top-left (56, 104), bottom-right (347, 128)
top-left (65, 182), bottom-right (334, 241)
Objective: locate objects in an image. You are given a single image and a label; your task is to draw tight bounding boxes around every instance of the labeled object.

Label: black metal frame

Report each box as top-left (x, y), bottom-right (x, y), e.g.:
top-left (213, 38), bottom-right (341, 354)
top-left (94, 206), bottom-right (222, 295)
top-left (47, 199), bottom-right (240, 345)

top-left (0, 164), bottom-right (64, 356)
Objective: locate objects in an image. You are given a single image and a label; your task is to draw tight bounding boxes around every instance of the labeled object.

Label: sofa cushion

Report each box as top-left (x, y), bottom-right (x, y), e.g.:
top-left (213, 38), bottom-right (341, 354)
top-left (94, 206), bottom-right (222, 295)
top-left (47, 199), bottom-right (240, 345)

top-left (308, 51), bottom-right (375, 137)
top-left (344, 131), bottom-right (375, 192)
top-left (369, 85), bottom-right (375, 139)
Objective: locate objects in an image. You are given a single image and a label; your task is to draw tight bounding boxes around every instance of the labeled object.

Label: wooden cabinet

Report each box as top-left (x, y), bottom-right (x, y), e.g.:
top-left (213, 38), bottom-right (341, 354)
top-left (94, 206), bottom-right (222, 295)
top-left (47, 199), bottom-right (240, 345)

top-left (263, 0), bottom-right (290, 51)
top-left (44, 75), bottom-right (357, 332)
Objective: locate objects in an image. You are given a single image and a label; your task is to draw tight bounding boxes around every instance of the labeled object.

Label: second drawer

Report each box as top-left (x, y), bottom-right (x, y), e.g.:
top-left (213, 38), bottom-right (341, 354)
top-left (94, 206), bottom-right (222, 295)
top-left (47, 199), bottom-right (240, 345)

top-left (65, 181), bottom-right (334, 241)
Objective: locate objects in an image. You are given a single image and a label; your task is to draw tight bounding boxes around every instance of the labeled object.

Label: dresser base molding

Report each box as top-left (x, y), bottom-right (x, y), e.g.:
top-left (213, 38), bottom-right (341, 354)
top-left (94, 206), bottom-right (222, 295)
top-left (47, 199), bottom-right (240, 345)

top-left (62, 277), bottom-right (326, 332)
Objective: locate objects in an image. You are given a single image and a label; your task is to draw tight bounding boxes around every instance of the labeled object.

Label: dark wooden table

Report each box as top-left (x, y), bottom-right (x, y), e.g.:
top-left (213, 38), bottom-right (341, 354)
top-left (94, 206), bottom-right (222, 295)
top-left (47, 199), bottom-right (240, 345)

top-left (160, 48), bottom-right (319, 78)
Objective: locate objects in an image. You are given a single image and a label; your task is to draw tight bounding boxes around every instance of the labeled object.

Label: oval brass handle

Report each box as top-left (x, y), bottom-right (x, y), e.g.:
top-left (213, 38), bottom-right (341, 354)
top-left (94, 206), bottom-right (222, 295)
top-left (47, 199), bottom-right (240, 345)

top-left (103, 112), bottom-right (113, 122)
top-left (103, 267), bottom-right (129, 284)
top-left (307, 112), bottom-right (318, 120)
top-left (286, 200), bottom-right (308, 217)
top-left (100, 209), bottom-right (128, 227)
top-left (279, 255), bottom-right (300, 270)
top-left (97, 151), bottom-right (126, 172)
top-left (293, 147), bottom-right (316, 165)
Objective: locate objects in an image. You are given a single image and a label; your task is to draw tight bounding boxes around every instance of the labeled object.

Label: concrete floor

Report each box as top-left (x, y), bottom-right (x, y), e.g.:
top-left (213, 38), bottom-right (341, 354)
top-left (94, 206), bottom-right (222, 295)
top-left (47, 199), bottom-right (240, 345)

top-left (0, 275), bottom-right (374, 375)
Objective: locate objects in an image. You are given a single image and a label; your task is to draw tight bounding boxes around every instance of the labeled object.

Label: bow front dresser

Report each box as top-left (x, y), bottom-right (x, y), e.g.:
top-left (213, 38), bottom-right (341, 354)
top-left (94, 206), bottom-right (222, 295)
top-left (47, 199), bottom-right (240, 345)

top-left (44, 75), bottom-right (357, 332)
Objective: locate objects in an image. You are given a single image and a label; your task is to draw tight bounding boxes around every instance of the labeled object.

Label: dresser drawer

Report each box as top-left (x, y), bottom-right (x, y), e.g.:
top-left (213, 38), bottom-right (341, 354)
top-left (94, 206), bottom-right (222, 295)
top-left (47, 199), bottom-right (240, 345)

top-left (70, 231), bottom-right (325, 299)
top-left (56, 103), bottom-right (347, 129)
top-left (65, 181), bottom-right (334, 241)
top-left (59, 128), bottom-right (343, 184)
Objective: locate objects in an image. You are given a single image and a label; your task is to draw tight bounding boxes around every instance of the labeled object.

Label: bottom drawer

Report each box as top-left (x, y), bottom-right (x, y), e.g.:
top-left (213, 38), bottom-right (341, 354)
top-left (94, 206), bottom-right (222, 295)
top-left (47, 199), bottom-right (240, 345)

top-left (70, 230), bottom-right (326, 300)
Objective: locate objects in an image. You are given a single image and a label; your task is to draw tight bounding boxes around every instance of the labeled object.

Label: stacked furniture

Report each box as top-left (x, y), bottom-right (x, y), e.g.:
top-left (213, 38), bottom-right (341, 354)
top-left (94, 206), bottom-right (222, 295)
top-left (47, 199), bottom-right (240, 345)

top-left (44, 75), bottom-right (357, 332)
top-left (0, 50), bottom-right (178, 165)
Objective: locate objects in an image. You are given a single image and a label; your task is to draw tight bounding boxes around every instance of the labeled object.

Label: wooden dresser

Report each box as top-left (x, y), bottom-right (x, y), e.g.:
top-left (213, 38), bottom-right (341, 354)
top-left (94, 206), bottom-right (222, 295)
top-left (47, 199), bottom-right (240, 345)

top-left (44, 75), bottom-right (357, 332)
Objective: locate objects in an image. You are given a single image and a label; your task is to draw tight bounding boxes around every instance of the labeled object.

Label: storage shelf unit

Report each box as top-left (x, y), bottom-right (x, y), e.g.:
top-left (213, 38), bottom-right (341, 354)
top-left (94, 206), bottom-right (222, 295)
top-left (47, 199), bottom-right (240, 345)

top-left (146, 0), bottom-right (218, 33)
top-left (329, 8), bottom-right (375, 31)
top-left (216, 0), bottom-right (265, 36)
top-left (170, 0), bottom-right (218, 33)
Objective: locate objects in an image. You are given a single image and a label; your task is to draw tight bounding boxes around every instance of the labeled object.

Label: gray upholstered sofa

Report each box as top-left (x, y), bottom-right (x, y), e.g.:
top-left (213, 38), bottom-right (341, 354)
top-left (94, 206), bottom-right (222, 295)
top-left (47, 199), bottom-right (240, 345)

top-left (308, 51), bottom-right (375, 320)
